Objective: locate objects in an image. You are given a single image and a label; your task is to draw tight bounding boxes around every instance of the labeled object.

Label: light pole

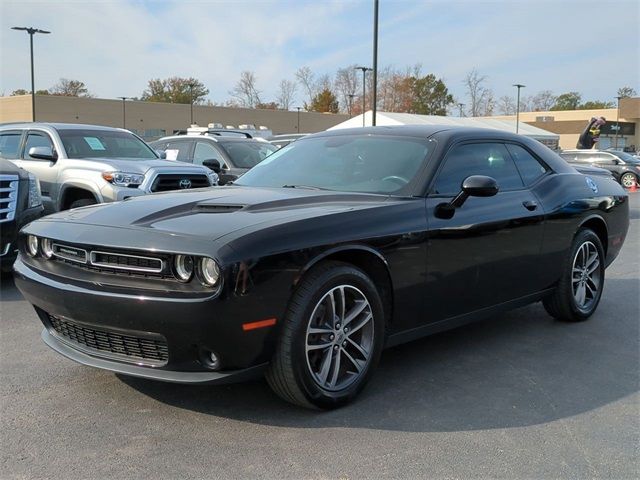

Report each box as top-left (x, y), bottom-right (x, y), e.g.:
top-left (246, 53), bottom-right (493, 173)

top-left (355, 66), bottom-right (372, 127)
top-left (296, 106), bottom-right (302, 132)
top-left (372, 0), bottom-right (379, 126)
top-left (188, 82), bottom-right (196, 125)
top-left (513, 84), bottom-right (525, 133)
top-left (615, 96), bottom-right (622, 149)
top-left (458, 103), bottom-right (465, 117)
top-left (117, 97), bottom-right (132, 129)
top-left (11, 26), bottom-right (51, 122)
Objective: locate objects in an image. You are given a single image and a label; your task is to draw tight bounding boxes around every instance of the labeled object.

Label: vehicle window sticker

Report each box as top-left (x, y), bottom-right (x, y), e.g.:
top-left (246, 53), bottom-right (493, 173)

top-left (165, 149), bottom-right (179, 161)
top-left (84, 136), bottom-right (106, 150)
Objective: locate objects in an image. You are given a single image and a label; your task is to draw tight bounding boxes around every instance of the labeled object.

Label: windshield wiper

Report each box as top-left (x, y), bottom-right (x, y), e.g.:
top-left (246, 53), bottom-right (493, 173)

top-left (281, 184), bottom-right (326, 190)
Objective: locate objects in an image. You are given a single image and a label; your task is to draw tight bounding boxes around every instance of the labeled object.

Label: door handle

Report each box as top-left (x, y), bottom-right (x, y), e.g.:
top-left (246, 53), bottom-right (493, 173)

top-left (523, 200), bottom-right (538, 211)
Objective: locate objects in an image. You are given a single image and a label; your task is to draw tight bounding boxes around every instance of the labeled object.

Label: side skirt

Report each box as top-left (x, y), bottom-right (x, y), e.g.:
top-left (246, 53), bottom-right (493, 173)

top-left (384, 289), bottom-right (555, 348)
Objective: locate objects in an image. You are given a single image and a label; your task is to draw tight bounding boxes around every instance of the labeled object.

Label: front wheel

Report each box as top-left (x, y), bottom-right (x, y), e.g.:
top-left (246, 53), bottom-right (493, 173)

top-left (266, 261), bottom-right (385, 409)
top-left (543, 228), bottom-right (605, 322)
top-left (620, 172), bottom-right (638, 189)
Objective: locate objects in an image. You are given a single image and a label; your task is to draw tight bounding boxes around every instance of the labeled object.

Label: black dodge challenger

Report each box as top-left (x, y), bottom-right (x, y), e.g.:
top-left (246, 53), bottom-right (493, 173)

top-left (14, 126), bottom-right (629, 409)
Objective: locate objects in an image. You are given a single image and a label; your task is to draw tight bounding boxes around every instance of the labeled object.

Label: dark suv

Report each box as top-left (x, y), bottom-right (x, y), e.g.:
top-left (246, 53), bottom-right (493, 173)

top-left (559, 149), bottom-right (640, 188)
top-left (150, 135), bottom-right (277, 185)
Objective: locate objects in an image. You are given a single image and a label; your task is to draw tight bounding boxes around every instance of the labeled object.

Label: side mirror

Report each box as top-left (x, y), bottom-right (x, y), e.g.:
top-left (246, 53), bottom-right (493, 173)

top-left (156, 149), bottom-right (167, 159)
top-left (436, 175), bottom-right (499, 219)
top-left (202, 158), bottom-right (221, 173)
top-left (28, 146), bottom-right (57, 161)
top-left (611, 159), bottom-right (620, 165)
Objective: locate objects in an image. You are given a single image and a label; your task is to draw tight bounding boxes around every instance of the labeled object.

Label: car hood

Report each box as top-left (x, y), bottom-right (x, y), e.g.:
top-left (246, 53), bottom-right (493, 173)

top-left (69, 157), bottom-right (208, 174)
top-left (37, 186), bottom-right (396, 242)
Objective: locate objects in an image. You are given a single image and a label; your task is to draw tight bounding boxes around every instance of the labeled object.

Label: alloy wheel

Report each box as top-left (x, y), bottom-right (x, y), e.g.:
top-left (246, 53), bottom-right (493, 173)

top-left (572, 240), bottom-right (601, 311)
top-left (620, 173), bottom-right (637, 188)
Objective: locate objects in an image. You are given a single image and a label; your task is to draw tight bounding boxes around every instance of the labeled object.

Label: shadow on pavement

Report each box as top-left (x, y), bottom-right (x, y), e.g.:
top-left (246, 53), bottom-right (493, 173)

top-left (119, 277), bottom-right (639, 433)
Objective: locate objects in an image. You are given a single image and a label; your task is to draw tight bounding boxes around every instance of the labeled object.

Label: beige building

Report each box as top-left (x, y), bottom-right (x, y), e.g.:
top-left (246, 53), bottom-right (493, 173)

top-left (0, 94), bottom-right (349, 139)
top-left (487, 97), bottom-right (640, 151)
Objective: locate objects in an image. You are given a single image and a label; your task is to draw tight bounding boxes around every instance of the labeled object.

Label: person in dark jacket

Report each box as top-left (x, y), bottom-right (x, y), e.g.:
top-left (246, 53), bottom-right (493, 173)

top-left (576, 116), bottom-right (606, 149)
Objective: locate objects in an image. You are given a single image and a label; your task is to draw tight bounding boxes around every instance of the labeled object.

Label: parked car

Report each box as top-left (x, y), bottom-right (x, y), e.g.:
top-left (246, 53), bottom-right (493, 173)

top-left (150, 134), bottom-right (277, 185)
top-left (267, 133), bottom-right (309, 149)
top-left (0, 159), bottom-right (44, 271)
top-left (0, 123), bottom-right (217, 213)
top-left (14, 126), bottom-right (629, 409)
top-left (559, 149), bottom-right (640, 188)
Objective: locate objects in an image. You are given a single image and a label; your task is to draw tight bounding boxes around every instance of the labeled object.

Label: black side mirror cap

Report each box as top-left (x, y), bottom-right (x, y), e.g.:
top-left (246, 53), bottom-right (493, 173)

top-left (28, 146), bottom-right (57, 161)
top-left (436, 175), bottom-right (499, 219)
top-left (202, 158), bottom-right (221, 173)
top-left (156, 149), bottom-right (167, 159)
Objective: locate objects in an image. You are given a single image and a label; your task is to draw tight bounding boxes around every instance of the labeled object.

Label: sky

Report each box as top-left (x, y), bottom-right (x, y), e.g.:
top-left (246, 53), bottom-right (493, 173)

top-left (1, 0), bottom-right (638, 110)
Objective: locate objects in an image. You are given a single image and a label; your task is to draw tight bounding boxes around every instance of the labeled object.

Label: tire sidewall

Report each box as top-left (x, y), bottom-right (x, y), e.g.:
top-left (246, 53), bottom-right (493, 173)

top-left (567, 229), bottom-right (606, 319)
top-left (620, 172), bottom-right (636, 188)
top-left (289, 265), bottom-right (385, 408)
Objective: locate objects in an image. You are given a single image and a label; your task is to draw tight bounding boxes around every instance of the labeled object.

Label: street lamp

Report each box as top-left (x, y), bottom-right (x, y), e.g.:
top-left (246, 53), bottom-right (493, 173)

top-left (458, 103), bottom-right (465, 117)
top-left (347, 94), bottom-right (355, 117)
top-left (187, 82), bottom-right (196, 125)
top-left (615, 96), bottom-right (622, 149)
top-left (355, 66), bottom-right (372, 127)
top-left (372, 0), bottom-right (379, 126)
top-left (296, 106), bottom-right (302, 132)
top-left (117, 97), bottom-right (132, 129)
top-left (11, 26), bottom-right (51, 122)
top-left (513, 84), bottom-right (525, 133)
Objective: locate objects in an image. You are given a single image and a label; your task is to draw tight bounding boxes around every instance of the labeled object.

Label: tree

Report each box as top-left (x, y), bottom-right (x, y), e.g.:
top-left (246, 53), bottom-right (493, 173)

top-left (463, 69), bottom-right (494, 116)
top-left (309, 88), bottom-right (339, 113)
top-left (617, 86), bottom-right (637, 98)
top-left (276, 79), bottom-right (297, 110)
top-left (530, 90), bottom-right (557, 111)
top-left (497, 95), bottom-right (516, 115)
top-left (255, 101), bottom-right (279, 110)
top-left (10, 89), bottom-right (29, 96)
top-left (50, 78), bottom-right (92, 97)
top-left (579, 100), bottom-right (615, 109)
top-left (550, 92), bottom-right (581, 110)
top-left (141, 77), bottom-right (208, 104)
top-left (229, 71), bottom-right (261, 108)
top-left (406, 74), bottom-right (453, 115)
top-left (334, 66), bottom-right (359, 114)
top-left (295, 66), bottom-right (316, 108)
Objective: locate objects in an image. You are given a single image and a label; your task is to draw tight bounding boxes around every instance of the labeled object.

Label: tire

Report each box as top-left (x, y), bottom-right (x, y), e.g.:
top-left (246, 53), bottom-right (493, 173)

top-left (620, 172), bottom-right (638, 189)
top-left (68, 198), bottom-right (97, 209)
top-left (266, 261), bottom-right (385, 409)
top-left (543, 229), bottom-right (605, 322)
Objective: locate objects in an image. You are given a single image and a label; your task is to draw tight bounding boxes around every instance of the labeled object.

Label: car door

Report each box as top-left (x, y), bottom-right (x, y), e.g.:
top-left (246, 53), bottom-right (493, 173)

top-left (193, 141), bottom-right (233, 184)
top-left (423, 141), bottom-right (545, 323)
top-left (14, 130), bottom-right (59, 213)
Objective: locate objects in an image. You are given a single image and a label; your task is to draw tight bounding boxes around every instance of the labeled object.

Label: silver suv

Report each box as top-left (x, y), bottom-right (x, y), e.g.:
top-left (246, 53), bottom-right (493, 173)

top-left (0, 123), bottom-right (217, 213)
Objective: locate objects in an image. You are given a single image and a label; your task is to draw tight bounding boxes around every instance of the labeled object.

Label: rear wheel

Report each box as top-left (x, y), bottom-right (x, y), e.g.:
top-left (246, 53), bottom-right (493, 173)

top-left (266, 261), bottom-right (385, 409)
top-left (543, 229), bottom-right (605, 322)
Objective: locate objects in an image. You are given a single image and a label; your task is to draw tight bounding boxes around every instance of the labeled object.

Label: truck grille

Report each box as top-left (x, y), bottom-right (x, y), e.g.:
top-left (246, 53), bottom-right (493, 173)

top-left (150, 174), bottom-right (210, 193)
top-left (0, 174), bottom-right (19, 223)
top-left (48, 315), bottom-right (169, 366)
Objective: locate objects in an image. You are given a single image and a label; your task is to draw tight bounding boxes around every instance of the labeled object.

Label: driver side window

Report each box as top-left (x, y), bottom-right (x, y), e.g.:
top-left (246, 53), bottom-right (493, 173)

top-left (433, 142), bottom-right (524, 195)
top-left (194, 142), bottom-right (225, 167)
top-left (23, 132), bottom-right (54, 160)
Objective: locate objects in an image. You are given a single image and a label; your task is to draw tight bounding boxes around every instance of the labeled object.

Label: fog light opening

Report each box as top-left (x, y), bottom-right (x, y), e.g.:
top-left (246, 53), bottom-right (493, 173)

top-left (200, 349), bottom-right (222, 371)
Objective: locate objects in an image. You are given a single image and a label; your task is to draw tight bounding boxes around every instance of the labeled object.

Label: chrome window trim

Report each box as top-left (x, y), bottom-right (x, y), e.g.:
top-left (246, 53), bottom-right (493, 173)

top-left (89, 250), bottom-right (164, 273)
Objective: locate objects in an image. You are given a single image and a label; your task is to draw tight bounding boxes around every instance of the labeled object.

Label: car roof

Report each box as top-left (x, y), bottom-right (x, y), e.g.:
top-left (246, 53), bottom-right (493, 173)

top-left (0, 122), bottom-right (128, 133)
top-left (152, 135), bottom-right (271, 144)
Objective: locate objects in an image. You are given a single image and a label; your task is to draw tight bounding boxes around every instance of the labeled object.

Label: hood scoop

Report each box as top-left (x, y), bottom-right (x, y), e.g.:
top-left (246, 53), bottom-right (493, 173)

top-left (193, 204), bottom-right (245, 214)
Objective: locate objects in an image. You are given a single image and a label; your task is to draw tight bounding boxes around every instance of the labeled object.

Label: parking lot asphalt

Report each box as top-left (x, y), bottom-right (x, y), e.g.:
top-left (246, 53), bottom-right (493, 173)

top-left (1, 194), bottom-right (638, 480)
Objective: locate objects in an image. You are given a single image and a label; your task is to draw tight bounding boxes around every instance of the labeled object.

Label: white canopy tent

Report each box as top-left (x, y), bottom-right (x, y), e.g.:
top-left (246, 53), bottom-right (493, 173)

top-left (329, 111), bottom-right (559, 147)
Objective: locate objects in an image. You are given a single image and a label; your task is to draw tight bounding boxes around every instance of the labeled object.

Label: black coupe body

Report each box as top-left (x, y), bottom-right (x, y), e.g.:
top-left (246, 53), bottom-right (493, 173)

top-left (14, 126), bottom-right (629, 408)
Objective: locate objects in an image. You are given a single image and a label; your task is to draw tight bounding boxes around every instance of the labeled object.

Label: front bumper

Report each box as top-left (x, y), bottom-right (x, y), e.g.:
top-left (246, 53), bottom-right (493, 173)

top-left (14, 257), bottom-right (284, 383)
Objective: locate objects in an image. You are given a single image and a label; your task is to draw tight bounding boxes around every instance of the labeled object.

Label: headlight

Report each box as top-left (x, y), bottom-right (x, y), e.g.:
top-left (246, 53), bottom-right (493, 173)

top-left (28, 173), bottom-right (42, 208)
top-left (26, 235), bottom-right (39, 257)
top-left (41, 238), bottom-right (54, 259)
top-left (174, 255), bottom-right (194, 282)
top-left (199, 257), bottom-right (220, 286)
top-left (102, 171), bottom-right (145, 187)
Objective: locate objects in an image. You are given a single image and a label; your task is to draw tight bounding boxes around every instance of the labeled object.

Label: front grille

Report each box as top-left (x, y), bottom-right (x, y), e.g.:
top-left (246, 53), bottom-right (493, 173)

top-left (150, 174), bottom-right (210, 192)
top-left (90, 251), bottom-right (163, 273)
top-left (48, 315), bottom-right (168, 365)
top-left (0, 174), bottom-right (19, 223)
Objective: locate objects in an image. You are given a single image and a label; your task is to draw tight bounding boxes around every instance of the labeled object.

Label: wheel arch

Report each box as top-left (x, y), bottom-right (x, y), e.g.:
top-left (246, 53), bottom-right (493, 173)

top-left (299, 245), bottom-right (394, 328)
top-left (578, 214), bottom-right (608, 255)
top-left (59, 183), bottom-right (101, 210)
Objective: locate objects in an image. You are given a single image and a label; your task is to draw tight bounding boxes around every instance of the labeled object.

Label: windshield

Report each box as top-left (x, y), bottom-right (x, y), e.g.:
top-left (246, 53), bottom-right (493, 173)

top-left (236, 134), bottom-right (431, 194)
top-left (610, 151), bottom-right (640, 164)
top-left (217, 141), bottom-right (277, 168)
top-left (59, 129), bottom-right (158, 160)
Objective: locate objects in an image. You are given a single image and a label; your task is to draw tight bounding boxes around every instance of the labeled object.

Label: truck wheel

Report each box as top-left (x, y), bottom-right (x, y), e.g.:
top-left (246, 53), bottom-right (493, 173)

top-left (266, 261), bottom-right (385, 409)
